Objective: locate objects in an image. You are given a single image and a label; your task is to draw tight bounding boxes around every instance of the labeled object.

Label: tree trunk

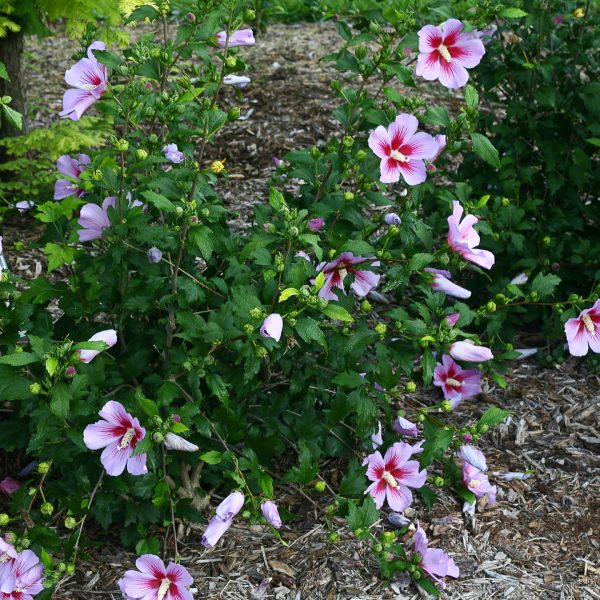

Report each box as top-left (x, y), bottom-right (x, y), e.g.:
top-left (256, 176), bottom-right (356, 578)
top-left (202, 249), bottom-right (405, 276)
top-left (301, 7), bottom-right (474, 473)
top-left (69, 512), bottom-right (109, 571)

top-left (0, 31), bottom-right (27, 146)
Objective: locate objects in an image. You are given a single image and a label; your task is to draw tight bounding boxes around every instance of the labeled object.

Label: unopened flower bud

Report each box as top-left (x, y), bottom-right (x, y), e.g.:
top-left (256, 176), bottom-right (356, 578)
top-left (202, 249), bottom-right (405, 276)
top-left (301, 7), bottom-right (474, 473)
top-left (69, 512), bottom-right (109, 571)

top-left (186, 11), bottom-right (195, 21)
top-left (249, 307), bottom-right (263, 320)
top-left (486, 300), bottom-right (497, 313)
top-left (152, 432), bottom-right (165, 443)
top-left (37, 462), bottom-right (51, 475)
top-left (462, 433), bottom-right (473, 443)
top-left (374, 323), bottom-right (387, 335)
top-left (149, 415), bottom-right (163, 428)
top-left (433, 476), bottom-right (445, 487)
top-left (542, 235), bottom-right (551, 246)
top-left (360, 300), bottom-right (372, 313)
top-left (310, 147), bottom-right (321, 160)
top-left (343, 191), bottom-right (354, 201)
top-left (312, 480), bottom-right (325, 492)
top-left (355, 149), bottom-right (367, 161)
top-left (30, 383), bottom-right (42, 395)
top-left (147, 247), bottom-right (162, 263)
top-left (115, 138), bottom-right (129, 152)
top-left (148, 134), bottom-right (158, 144)
top-left (426, 164), bottom-right (436, 173)
top-left (41, 502), bottom-right (54, 516)
top-left (479, 424), bottom-right (490, 433)
top-left (255, 346), bottom-right (268, 358)
top-left (66, 563), bottom-right (75, 575)
top-left (406, 381), bottom-right (417, 393)
top-left (228, 106), bottom-right (241, 121)
top-left (328, 531), bottom-right (340, 543)
top-left (441, 400), bottom-right (452, 412)
top-left (92, 169), bottom-right (102, 181)
top-left (244, 8), bottom-right (256, 20)
top-left (225, 56), bottom-right (237, 68)
top-left (243, 324), bottom-right (254, 335)
top-left (342, 135), bottom-right (354, 148)
top-left (0, 514), bottom-right (9, 527)
top-left (382, 531), bottom-right (396, 544)
top-left (369, 21), bottom-right (381, 34)
top-left (135, 149), bottom-right (148, 161)
top-left (289, 226), bottom-right (299, 237)
top-left (573, 7), bottom-right (584, 17)
top-left (64, 517), bottom-right (77, 529)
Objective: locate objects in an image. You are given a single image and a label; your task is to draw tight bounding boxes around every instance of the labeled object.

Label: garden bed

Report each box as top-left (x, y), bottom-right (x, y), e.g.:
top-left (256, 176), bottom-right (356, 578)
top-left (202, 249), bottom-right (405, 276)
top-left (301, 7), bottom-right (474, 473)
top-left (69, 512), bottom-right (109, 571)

top-left (2, 17), bottom-right (599, 600)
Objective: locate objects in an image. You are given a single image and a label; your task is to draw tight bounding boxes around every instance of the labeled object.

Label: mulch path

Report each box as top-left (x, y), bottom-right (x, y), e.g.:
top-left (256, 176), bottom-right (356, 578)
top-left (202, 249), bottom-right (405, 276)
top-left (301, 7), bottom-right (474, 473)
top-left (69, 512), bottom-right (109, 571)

top-left (2, 18), bottom-right (599, 600)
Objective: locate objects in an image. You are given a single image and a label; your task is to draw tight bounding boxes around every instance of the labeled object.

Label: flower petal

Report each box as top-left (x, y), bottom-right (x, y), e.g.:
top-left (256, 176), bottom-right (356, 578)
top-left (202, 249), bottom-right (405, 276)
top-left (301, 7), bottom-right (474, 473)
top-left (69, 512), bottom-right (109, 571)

top-left (385, 483), bottom-right (412, 512)
top-left (438, 60), bottom-right (470, 89)
top-left (100, 443), bottom-right (131, 476)
top-left (83, 420), bottom-right (121, 450)
top-left (350, 269), bottom-right (380, 297)
top-left (99, 400), bottom-right (131, 426)
top-left (368, 125), bottom-right (391, 159)
top-left (127, 453), bottom-right (148, 476)
top-left (398, 159), bottom-right (427, 186)
top-left (389, 114), bottom-right (419, 149)
top-left (379, 158), bottom-right (401, 184)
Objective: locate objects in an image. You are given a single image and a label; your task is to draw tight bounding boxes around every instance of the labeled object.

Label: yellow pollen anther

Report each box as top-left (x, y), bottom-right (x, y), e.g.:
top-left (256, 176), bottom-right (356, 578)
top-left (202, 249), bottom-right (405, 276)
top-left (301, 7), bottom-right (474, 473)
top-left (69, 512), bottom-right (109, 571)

top-left (582, 314), bottom-right (595, 333)
top-left (118, 427), bottom-right (136, 449)
top-left (81, 83), bottom-right (99, 91)
top-left (382, 471), bottom-right (398, 488)
top-left (0, 553), bottom-right (9, 563)
top-left (438, 43), bottom-right (452, 62)
top-left (157, 578), bottom-right (171, 600)
top-left (390, 149), bottom-right (409, 162)
top-left (446, 377), bottom-right (462, 387)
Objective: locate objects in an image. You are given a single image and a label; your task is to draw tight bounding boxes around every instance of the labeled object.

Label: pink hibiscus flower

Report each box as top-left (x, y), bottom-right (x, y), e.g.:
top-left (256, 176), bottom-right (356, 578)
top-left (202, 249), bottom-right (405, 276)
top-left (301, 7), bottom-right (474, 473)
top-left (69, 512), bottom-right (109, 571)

top-left (315, 252), bottom-right (380, 300)
top-left (0, 539), bottom-right (18, 588)
top-left (412, 524), bottom-right (459, 588)
top-left (564, 300), bottom-right (600, 356)
top-left (416, 19), bottom-right (485, 89)
top-left (60, 41), bottom-right (108, 121)
top-left (368, 114), bottom-right (438, 185)
top-left (447, 201), bottom-right (495, 269)
top-left (0, 549), bottom-right (44, 600)
top-left (118, 554), bottom-right (193, 600)
top-left (433, 354), bottom-right (482, 407)
top-left (364, 442), bottom-right (427, 511)
top-left (463, 462), bottom-right (496, 504)
top-left (54, 154), bottom-right (91, 200)
top-left (77, 197), bottom-right (115, 242)
top-left (78, 329), bottom-right (117, 363)
top-left (83, 401), bottom-right (147, 477)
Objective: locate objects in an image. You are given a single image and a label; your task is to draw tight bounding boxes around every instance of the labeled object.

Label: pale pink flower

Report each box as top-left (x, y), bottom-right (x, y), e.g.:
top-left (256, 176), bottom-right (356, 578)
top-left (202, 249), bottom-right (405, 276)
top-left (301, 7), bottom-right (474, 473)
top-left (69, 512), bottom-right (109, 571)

top-left (449, 340), bottom-right (493, 363)
top-left (54, 154), bottom-right (90, 199)
top-left (433, 354), bottom-right (481, 407)
top-left (223, 75), bottom-right (250, 88)
top-left (447, 201), bottom-right (495, 269)
top-left (215, 492), bottom-right (245, 521)
top-left (260, 500), bottom-right (282, 529)
top-left (371, 421), bottom-right (383, 449)
top-left (201, 516), bottom-right (233, 548)
top-left (0, 477), bottom-right (21, 496)
top-left (0, 549), bottom-right (44, 600)
top-left (260, 314), bottom-right (283, 342)
top-left (60, 41), bottom-right (108, 120)
top-left (118, 554), bottom-right (193, 600)
top-left (83, 401), bottom-right (147, 477)
top-left (368, 114), bottom-right (438, 185)
top-left (445, 312), bottom-right (460, 327)
top-left (416, 19), bottom-right (485, 89)
top-left (0, 539), bottom-right (17, 587)
top-left (564, 300), bottom-right (600, 356)
top-left (78, 329), bottom-right (117, 363)
top-left (458, 445), bottom-right (488, 472)
top-left (77, 196), bottom-right (115, 242)
top-left (425, 268), bottom-right (471, 299)
top-left (463, 462), bottom-right (496, 504)
top-left (163, 143), bottom-right (184, 164)
top-left (308, 218), bottom-right (325, 232)
top-left (412, 524), bottom-right (459, 588)
top-left (215, 28), bottom-right (255, 47)
top-left (392, 417), bottom-right (419, 438)
top-left (315, 252), bottom-right (379, 300)
top-left (164, 433), bottom-right (199, 452)
top-left (364, 442), bottom-right (427, 511)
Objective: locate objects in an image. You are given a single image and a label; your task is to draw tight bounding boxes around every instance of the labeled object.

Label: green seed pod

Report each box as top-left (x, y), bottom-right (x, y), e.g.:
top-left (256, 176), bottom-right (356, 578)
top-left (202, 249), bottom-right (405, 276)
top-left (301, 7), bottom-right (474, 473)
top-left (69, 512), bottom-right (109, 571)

top-left (40, 502), bottom-right (54, 516)
top-left (30, 383), bottom-right (42, 395)
top-left (405, 381), bottom-right (417, 393)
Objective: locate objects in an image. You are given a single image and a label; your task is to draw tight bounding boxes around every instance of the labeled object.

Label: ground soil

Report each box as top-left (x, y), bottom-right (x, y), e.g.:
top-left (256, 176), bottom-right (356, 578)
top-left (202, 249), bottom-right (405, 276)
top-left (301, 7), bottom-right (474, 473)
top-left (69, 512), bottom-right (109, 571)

top-left (1, 18), bottom-right (599, 600)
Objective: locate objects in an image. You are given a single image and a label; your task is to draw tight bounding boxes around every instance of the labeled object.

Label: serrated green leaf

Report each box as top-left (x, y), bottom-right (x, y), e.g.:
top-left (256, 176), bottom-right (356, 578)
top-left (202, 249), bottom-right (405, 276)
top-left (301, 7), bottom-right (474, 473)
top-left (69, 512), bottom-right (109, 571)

top-left (0, 63), bottom-right (8, 80)
top-left (321, 303), bottom-right (354, 323)
top-left (409, 253), bottom-right (435, 271)
top-left (269, 188), bottom-right (284, 210)
top-left (332, 371), bottom-right (365, 388)
top-left (347, 496), bottom-right (378, 532)
top-left (257, 471), bottom-right (273, 498)
top-left (470, 133), bottom-right (500, 168)
top-left (530, 272), bottom-right (561, 298)
top-left (419, 427), bottom-right (453, 468)
top-left (141, 190), bottom-right (176, 212)
top-left (478, 406), bottom-right (509, 428)
top-left (1, 103), bottom-right (22, 130)
top-left (0, 352), bottom-right (40, 366)
top-left (465, 84), bottom-right (479, 109)
top-left (295, 317), bottom-right (326, 347)
top-left (200, 450), bottom-right (223, 464)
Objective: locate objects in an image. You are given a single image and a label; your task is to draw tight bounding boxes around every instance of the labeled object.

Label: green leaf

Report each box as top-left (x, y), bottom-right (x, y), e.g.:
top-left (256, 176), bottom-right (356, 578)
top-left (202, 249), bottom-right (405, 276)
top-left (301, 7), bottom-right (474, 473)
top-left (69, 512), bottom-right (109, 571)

top-left (0, 352), bottom-right (40, 366)
top-left (0, 62), bottom-right (8, 80)
top-left (279, 288), bottom-right (299, 302)
top-left (45, 357), bottom-right (59, 376)
top-left (43, 243), bottom-right (76, 273)
top-left (586, 138), bottom-right (600, 148)
top-left (470, 133), bottom-right (500, 168)
top-left (131, 434), bottom-right (152, 456)
top-left (478, 406), bottom-right (509, 428)
top-left (465, 84), bottom-right (479, 109)
top-left (50, 383), bottom-right (70, 419)
top-left (295, 317), bottom-right (326, 347)
top-left (409, 253), bottom-right (435, 271)
top-left (419, 427), bottom-right (453, 468)
top-left (332, 371), bottom-right (365, 388)
top-left (141, 190), bottom-right (176, 212)
top-left (422, 349), bottom-right (435, 386)
top-left (530, 272), bottom-right (561, 298)
top-left (314, 271), bottom-right (326, 291)
top-left (347, 497), bottom-right (378, 532)
top-left (269, 188), bottom-right (284, 211)
top-left (417, 575), bottom-right (441, 596)
top-left (418, 486), bottom-right (438, 509)
top-left (320, 303), bottom-right (354, 323)
top-left (1, 103), bottom-right (22, 130)
top-left (257, 471), bottom-right (273, 498)
top-left (424, 106), bottom-right (450, 127)
top-left (500, 7), bottom-right (528, 18)
top-left (136, 391), bottom-right (159, 417)
top-left (200, 450), bottom-right (223, 464)
top-left (188, 226), bottom-right (214, 260)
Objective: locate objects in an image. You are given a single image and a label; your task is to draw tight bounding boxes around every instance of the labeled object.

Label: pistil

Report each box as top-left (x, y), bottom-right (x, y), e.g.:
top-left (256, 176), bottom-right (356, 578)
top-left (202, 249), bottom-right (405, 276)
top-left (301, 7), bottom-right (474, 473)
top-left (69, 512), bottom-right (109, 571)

top-left (390, 149), bottom-right (409, 162)
top-left (157, 578), bottom-right (171, 600)
top-left (382, 471), bottom-right (398, 488)
top-left (445, 377), bottom-right (462, 388)
top-left (437, 43), bottom-right (452, 62)
top-left (582, 314), bottom-right (595, 333)
top-left (118, 427), bottom-right (136, 449)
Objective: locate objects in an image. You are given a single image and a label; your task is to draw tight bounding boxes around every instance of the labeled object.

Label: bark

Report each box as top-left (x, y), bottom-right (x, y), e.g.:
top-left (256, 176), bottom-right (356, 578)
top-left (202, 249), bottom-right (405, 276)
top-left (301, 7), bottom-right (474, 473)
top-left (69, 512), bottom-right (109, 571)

top-left (0, 30), bottom-right (27, 144)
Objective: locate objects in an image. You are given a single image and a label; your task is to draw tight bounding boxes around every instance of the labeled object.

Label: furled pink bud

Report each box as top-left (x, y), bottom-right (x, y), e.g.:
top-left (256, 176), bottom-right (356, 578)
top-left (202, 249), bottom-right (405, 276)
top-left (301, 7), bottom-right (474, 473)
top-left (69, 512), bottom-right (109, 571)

top-left (308, 218), bottom-right (325, 232)
top-left (171, 414), bottom-right (181, 423)
top-left (553, 14), bottom-right (563, 25)
top-left (449, 340), bottom-right (493, 362)
top-left (0, 477), bottom-right (21, 496)
top-left (163, 143), bottom-right (184, 164)
top-left (446, 312), bottom-right (460, 327)
top-left (384, 213), bottom-right (401, 226)
top-left (201, 516), bottom-right (233, 548)
top-left (215, 28), bottom-right (255, 48)
top-left (425, 268), bottom-right (471, 299)
top-left (78, 329), bottom-right (117, 363)
top-left (223, 75), bottom-right (251, 88)
top-left (147, 247), bottom-right (162, 263)
top-left (462, 433), bottom-right (473, 444)
top-left (392, 416), bottom-right (419, 438)
top-left (65, 366), bottom-right (77, 377)
top-left (164, 433), bottom-right (199, 452)
top-left (260, 314), bottom-right (283, 342)
top-left (215, 491), bottom-right (245, 521)
top-left (458, 445), bottom-right (488, 472)
top-left (260, 500), bottom-right (282, 529)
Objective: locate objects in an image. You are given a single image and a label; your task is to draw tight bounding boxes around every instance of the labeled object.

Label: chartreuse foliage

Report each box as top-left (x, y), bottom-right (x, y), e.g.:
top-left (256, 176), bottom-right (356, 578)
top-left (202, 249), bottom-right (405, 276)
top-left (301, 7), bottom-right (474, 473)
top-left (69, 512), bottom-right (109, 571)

top-left (2, 0), bottom-right (595, 596)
